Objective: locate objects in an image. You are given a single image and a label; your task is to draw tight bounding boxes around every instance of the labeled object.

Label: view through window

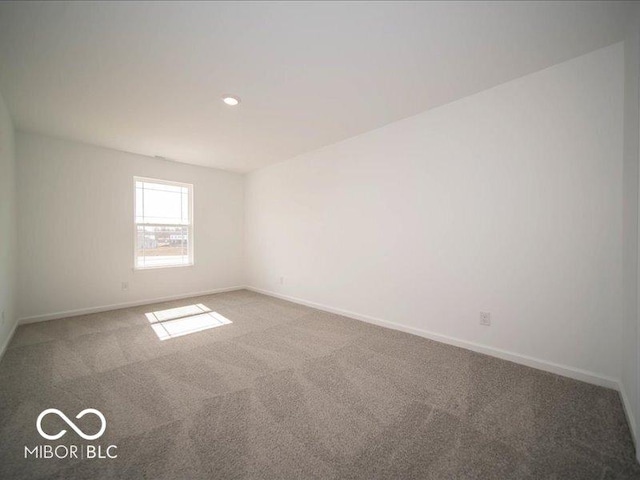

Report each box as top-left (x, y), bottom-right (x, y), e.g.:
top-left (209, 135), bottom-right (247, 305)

top-left (134, 177), bottom-right (193, 269)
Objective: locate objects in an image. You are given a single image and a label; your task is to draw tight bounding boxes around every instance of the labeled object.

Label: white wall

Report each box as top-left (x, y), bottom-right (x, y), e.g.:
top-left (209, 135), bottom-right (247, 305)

top-left (0, 89), bottom-right (17, 353)
top-left (246, 43), bottom-right (625, 383)
top-left (17, 133), bottom-right (244, 320)
top-left (621, 5), bottom-right (640, 452)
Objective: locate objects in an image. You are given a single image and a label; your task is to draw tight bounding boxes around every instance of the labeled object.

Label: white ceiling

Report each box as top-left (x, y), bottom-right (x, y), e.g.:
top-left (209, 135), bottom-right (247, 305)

top-left (0, 1), bottom-right (635, 172)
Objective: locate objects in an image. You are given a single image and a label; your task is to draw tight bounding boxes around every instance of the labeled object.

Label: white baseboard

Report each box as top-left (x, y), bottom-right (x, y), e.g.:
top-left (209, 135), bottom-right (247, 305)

top-left (618, 380), bottom-right (638, 450)
top-left (0, 319), bottom-right (19, 361)
top-left (247, 286), bottom-right (620, 390)
top-left (18, 286), bottom-right (246, 325)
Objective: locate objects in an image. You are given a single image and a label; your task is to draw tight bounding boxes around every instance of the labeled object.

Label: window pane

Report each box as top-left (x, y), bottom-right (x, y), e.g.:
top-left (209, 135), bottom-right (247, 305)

top-left (135, 187), bottom-right (143, 223)
top-left (181, 191), bottom-right (189, 223)
top-left (136, 225), bottom-right (190, 268)
top-left (136, 181), bottom-right (190, 225)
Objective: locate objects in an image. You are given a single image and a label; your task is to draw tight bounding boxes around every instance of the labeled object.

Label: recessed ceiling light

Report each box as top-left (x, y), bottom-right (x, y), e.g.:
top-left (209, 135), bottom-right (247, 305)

top-left (222, 95), bottom-right (240, 106)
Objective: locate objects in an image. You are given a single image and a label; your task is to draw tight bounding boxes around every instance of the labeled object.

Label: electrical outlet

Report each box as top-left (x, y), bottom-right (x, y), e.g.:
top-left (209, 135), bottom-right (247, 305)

top-left (122, 282), bottom-right (129, 291)
top-left (279, 276), bottom-right (285, 285)
top-left (480, 312), bottom-right (491, 326)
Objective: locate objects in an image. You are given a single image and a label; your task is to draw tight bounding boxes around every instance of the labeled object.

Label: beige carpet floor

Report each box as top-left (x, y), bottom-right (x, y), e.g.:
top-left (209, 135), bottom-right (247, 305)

top-left (0, 289), bottom-right (638, 479)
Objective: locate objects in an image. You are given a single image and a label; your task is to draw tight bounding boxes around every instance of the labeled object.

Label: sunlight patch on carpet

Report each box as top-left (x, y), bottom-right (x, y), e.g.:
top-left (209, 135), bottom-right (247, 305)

top-left (145, 304), bottom-right (232, 340)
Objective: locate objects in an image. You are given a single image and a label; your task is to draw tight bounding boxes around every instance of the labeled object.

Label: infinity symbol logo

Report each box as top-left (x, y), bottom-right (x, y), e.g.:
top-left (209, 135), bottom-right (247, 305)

top-left (36, 408), bottom-right (107, 440)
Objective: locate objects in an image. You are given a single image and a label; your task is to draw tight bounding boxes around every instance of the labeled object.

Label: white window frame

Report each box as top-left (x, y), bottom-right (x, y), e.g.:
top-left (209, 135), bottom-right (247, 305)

top-left (133, 176), bottom-right (194, 270)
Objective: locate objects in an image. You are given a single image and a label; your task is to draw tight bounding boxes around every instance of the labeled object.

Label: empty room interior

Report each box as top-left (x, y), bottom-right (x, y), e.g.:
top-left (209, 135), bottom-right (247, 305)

top-left (2, 1), bottom-right (640, 479)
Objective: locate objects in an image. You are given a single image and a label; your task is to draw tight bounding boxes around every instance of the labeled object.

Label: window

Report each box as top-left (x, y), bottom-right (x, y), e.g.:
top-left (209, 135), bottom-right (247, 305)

top-left (134, 177), bottom-right (193, 269)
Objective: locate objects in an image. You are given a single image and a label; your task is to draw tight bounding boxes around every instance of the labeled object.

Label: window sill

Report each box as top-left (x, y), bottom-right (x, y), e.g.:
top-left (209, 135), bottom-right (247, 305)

top-left (134, 263), bottom-right (195, 271)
